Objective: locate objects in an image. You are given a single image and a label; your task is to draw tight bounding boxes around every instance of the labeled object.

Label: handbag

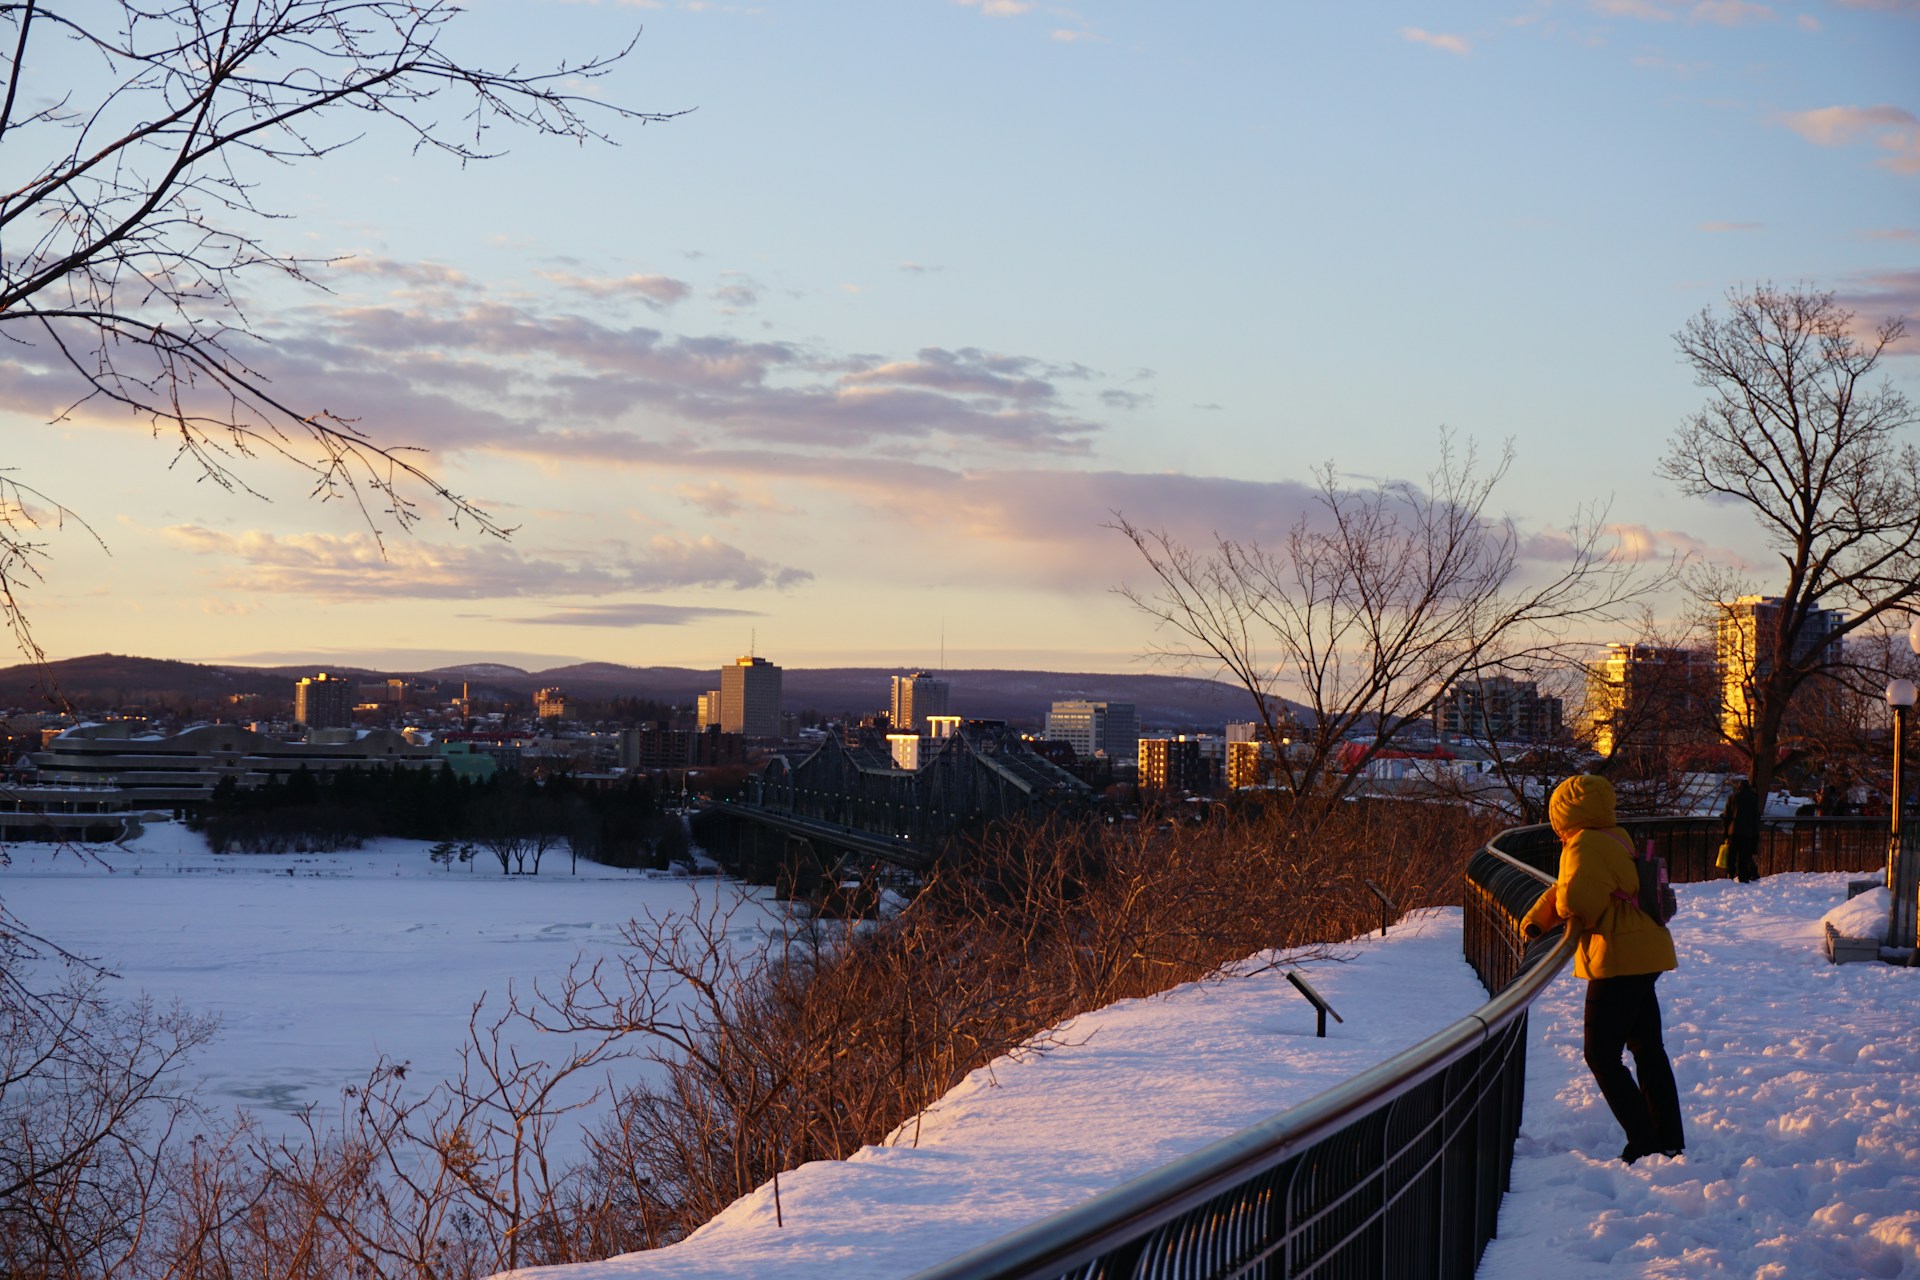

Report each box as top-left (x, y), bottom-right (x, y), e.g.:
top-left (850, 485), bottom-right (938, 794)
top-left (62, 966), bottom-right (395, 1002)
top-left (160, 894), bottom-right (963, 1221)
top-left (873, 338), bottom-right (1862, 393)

top-left (1715, 839), bottom-right (1731, 871)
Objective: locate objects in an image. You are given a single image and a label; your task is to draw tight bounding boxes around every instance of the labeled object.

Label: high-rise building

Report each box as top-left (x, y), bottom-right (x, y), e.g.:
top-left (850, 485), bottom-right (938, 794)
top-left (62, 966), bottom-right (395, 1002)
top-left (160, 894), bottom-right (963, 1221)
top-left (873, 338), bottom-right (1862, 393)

top-left (536, 687), bottom-right (579, 722)
top-left (1138, 736), bottom-right (1214, 794)
top-left (293, 672), bottom-right (354, 730)
top-left (1226, 739), bottom-right (1277, 789)
top-left (1715, 596), bottom-right (1846, 741)
top-left (720, 655), bottom-right (783, 739)
top-left (697, 689), bottom-right (724, 729)
top-left (889, 671), bottom-right (951, 734)
top-left (1044, 700), bottom-right (1140, 762)
top-left (1585, 645), bottom-right (1716, 756)
top-left (1432, 675), bottom-right (1563, 744)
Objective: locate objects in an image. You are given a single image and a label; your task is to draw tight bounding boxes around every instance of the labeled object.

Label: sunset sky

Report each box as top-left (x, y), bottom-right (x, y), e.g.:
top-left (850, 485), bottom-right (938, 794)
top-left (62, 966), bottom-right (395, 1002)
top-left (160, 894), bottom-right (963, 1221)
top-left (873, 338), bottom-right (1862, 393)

top-left (8, 0), bottom-right (1917, 676)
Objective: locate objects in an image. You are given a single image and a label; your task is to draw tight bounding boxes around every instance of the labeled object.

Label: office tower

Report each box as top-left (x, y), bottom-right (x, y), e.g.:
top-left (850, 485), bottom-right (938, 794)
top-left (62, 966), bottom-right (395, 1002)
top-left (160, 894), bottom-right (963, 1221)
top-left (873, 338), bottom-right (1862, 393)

top-left (293, 672), bottom-right (354, 730)
top-left (1044, 700), bottom-right (1140, 763)
top-left (1138, 736), bottom-right (1211, 793)
top-left (534, 687), bottom-right (576, 721)
top-left (1432, 675), bottom-right (1563, 743)
top-left (1715, 596), bottom-right (1845, 741)
top-left (721, 655), bottom-right (783, 739)
top-left (1585, 645), bottom-right (1715, 756)
top-left (890, 671), bottom-right (951, 734)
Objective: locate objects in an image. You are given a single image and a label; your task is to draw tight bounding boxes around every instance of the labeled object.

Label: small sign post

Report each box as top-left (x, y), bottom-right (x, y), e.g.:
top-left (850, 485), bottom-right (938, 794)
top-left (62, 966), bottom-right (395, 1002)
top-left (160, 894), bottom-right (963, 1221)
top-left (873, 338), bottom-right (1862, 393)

top-left (1364, 879), bottom-right (1398, 937)
top-left (1286, 970), bottom-right (1345, 1038)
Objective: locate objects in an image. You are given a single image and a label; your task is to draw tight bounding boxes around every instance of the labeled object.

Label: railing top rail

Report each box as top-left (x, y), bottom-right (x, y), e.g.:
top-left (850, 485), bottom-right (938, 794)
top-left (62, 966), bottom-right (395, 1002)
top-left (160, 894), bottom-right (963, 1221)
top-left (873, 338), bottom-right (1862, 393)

top-left (1481, 841), bottom-right (1556, 886)
top-left (908, 925), bottom-right (1576, 1280)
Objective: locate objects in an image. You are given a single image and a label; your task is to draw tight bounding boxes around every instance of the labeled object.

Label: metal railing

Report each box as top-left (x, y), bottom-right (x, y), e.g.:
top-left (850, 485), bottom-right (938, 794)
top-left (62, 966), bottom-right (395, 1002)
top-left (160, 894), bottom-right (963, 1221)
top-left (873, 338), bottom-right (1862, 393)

top-left (910, 812), bottom-right (1891, 1280)
top-left (1486, 814), bottom-right (1886, 882)
top-left (910, 847), bottom-right (1569, 1279)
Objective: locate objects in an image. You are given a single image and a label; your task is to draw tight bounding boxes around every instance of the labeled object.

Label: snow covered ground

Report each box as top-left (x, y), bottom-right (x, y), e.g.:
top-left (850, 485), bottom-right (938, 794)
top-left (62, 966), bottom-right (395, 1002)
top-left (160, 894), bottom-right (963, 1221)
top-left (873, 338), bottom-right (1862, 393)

top-left (502, 873), bottom-right (1917, 1280)
top-left (1478, 873), bottom-right (1920, 1280)
top-left (3, 820), bottom-right (765, 1142)
top-left (8, 824), bottom-right (1915, 1280)
top-left (501, 909), bottom-right (1493, 1279)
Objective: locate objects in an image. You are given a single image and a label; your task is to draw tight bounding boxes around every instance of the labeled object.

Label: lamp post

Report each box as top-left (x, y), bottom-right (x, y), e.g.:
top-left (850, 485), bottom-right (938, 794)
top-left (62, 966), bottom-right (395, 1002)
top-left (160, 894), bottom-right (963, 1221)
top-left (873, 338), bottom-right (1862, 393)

top-left (1887, 677), bottom-right (1914, 863)
top-left (1891, 624), bottom-right (1920, 954)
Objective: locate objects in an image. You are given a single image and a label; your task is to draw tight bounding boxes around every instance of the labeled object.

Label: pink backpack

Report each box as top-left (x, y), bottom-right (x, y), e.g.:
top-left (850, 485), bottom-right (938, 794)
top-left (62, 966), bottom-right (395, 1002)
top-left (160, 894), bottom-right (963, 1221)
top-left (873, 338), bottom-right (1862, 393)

top-left (1602, 829), bottom-right (1677, 926)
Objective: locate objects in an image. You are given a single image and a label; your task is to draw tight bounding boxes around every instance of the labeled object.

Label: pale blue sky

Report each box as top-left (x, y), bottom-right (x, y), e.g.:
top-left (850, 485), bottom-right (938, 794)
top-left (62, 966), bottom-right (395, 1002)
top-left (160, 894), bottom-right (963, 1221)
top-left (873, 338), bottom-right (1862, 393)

top-left (8, 0), bottom-right (1917, 675)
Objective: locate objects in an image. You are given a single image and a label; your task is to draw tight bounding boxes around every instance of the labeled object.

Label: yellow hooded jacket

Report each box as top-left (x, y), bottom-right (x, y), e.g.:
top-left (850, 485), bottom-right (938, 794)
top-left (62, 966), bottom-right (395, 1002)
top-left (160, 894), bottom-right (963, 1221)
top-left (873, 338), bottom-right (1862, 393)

top-left (1521, 775), bottom-right (1677, 980)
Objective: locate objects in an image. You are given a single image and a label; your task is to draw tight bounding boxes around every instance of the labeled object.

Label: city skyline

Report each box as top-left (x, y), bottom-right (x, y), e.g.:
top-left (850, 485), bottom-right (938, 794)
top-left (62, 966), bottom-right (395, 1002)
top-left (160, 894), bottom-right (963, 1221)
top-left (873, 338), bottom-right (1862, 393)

top-left (5, 2), bottom-right (1915, 678)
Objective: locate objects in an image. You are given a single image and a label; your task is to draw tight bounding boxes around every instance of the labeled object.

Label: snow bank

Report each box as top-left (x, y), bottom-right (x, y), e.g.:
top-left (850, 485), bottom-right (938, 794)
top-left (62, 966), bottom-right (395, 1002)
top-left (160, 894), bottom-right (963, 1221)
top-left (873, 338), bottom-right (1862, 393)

top-left (498, 910), bottom-right (1489, 1279)
top-left (1820, 883), bottom-right (1891, 943)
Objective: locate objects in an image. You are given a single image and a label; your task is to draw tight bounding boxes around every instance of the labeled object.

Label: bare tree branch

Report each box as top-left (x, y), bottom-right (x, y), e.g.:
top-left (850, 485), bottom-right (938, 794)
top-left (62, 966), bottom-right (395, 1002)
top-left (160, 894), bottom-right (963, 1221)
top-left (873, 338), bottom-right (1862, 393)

top-left (1113, 433), bottom-right (1663, 824)
top-left (1658, 284), bottom-right (1917, 797)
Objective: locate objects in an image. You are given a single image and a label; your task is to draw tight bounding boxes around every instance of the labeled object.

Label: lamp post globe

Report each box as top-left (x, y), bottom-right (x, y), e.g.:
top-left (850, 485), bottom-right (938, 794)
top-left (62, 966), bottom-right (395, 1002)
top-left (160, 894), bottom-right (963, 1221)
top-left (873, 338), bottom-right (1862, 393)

top-left (1909, 615), bottom-right (1920, 658)
top-left (1888, 678), bottom-right (1918, 709)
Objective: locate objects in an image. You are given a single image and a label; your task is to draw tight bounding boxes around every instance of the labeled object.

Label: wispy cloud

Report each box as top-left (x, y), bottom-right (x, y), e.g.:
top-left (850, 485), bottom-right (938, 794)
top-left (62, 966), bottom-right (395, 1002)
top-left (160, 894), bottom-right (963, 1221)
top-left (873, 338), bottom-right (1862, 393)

top-left (160, 527), bottom-right (811, 600)
top-left (537, 270), bottom-right (694, 308)
top-left (334, 257), bottom-right (474, 289)
top-left (1780, 104), bottom-right (1920, 174)
top-left (710, 276), bottom-right (761, 310)
top-left (1688, 0), bottom-right (1774, 24)
top-left (505, 602), bottom-right (762, 627)
top-left (1400, 26), bottom-right (1472, 54)
top-left (1836, 268), bottom-right (1920, 355)
top-left (1862, 227), bottom-right (1919, 241)
top-left (223, 304), bottom-right (1098, 456)
top-left (673, 481), bottom-right (794, 517)
top-left (1594, 0), bottom-right (1677, 19)
top-left (953, 0), bottom-right (1034, 15)
top-left (1591, 0), bottom-right (1777, 21)
top-left (1601, 523), bottom-right (1760, 569)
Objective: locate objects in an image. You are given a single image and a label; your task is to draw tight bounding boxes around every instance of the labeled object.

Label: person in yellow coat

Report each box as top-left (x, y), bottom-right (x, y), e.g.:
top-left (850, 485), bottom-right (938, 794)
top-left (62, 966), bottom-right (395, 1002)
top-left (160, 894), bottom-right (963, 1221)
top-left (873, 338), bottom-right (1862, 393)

top-left (1523, 774), bottom-right (1685, 1164)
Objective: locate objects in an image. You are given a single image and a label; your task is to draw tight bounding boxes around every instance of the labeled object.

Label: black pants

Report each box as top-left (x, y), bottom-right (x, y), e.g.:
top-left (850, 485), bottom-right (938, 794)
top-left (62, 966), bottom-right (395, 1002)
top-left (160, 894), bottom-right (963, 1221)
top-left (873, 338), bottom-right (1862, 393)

top-left (1584, 972), bottom-right (1684, 1153)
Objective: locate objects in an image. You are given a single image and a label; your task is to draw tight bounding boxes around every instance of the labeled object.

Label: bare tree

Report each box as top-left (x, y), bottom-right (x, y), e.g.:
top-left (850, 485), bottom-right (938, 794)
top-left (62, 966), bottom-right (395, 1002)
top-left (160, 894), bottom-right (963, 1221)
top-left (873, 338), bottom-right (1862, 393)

top-left (1659, 285), bottom-right (1917, 800)
top-left (473, 787), bottom-right (567, 876)
top-left (0, 0), bottom-right (677, 660)
top-left (1114, 436), bottom-right (1656, 823)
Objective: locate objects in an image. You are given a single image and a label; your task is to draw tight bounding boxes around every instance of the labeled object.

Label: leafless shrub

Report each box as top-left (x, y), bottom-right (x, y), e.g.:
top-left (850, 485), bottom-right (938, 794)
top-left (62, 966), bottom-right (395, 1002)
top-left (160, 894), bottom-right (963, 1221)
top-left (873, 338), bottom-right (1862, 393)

top-left (0, 801), bottom-right (1489, 1273)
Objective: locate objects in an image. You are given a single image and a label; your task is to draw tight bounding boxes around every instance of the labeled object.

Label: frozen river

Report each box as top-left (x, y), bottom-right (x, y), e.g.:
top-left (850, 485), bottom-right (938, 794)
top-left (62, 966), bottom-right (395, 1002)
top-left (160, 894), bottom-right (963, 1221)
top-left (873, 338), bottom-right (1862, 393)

top-left (3, 820), bottom-right (768, 1145)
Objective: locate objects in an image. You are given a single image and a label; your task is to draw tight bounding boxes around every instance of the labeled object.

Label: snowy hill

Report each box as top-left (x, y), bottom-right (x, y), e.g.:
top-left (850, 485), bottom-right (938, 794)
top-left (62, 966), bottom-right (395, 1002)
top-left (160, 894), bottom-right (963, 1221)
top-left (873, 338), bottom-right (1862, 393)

top-left (499, 875), bottom-right (1920, 1280)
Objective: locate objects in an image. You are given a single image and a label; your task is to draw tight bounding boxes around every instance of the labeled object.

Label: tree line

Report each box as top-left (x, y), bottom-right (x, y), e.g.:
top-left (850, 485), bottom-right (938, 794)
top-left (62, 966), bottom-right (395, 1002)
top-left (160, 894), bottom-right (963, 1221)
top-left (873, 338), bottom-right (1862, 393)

top-left (188, 766), bottom-right (689, 873)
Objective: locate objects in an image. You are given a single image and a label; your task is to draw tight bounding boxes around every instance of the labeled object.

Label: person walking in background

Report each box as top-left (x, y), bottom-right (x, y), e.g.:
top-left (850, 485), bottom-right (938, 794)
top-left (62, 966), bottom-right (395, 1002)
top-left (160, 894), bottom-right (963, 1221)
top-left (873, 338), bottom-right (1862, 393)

top-left (1523, 774), bottom-right (1685, 1165)
top-left (1722, 776), bottom-right (1762, 883)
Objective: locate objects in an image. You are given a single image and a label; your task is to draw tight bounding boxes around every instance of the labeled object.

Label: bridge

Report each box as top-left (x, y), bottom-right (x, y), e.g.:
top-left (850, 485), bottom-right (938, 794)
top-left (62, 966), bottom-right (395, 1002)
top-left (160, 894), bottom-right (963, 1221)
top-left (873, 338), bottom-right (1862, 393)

top-left (707, 723), bottom-right (1091, 890)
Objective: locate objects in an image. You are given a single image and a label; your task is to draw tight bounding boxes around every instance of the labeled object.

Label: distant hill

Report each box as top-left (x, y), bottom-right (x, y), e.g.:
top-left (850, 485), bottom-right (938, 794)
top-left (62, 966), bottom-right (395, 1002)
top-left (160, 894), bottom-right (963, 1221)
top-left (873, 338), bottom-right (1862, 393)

top-left (0, 654), bottom-right (1282, 731)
